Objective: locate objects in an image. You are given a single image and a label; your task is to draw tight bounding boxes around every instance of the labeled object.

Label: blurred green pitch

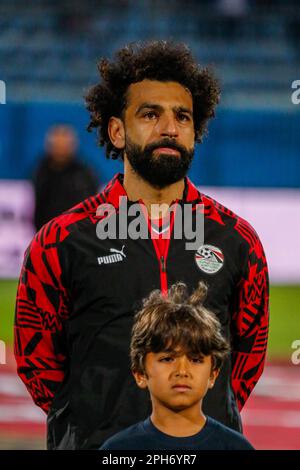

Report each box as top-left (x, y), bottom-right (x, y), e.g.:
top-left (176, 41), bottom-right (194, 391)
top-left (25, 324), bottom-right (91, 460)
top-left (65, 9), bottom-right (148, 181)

top-left (0, 280), bottom-right (299, 360)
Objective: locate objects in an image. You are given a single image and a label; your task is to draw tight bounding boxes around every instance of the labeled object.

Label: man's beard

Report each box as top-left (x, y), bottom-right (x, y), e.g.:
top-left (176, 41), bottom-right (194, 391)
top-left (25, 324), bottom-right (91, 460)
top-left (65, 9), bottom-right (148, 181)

top-left (124, 136), bottom-right (194, 189)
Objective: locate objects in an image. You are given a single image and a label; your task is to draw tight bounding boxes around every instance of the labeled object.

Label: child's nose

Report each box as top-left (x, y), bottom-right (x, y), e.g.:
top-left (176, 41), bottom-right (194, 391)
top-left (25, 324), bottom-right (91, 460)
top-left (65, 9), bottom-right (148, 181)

top-left (174, 357), bottom-right (190, 376)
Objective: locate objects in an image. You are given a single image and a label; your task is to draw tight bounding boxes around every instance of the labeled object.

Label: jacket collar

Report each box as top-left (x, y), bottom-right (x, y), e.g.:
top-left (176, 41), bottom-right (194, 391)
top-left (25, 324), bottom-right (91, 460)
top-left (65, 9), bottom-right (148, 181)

top-left (103, 173), bottom-right (201, 208)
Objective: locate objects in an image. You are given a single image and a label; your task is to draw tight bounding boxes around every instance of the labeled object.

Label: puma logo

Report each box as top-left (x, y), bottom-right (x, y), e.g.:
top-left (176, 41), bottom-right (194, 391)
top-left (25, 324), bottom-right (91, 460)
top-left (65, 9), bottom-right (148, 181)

top-left (110, 245), bottom-right (126, 258)
top-left (97, 245), bottom-right (126, 265)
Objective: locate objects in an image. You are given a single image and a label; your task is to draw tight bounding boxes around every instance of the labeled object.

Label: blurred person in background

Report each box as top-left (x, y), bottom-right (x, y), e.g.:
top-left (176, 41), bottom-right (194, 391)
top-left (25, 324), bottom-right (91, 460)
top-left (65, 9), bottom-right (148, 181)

top-left (33, 124), bottom-right (99, 231)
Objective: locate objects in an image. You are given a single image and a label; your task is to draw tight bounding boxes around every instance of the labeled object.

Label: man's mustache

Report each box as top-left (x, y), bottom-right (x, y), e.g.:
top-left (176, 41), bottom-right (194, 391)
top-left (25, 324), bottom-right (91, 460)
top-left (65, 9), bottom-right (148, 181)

top-left (144, 139), bottom-right (187, 154)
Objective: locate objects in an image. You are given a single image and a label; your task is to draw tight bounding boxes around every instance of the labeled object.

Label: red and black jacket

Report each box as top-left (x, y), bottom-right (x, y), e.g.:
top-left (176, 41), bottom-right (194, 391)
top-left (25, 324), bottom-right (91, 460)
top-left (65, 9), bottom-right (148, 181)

top-left (14, 173), bottom-right (269, 449)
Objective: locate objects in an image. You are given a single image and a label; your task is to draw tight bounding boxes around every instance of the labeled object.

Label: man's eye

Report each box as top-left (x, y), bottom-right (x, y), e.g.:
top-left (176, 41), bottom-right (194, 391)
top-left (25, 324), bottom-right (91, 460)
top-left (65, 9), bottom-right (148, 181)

top-left (178, 113), bottom-right (190, 122)
top-left (143, 111), bottom-right (158, 120)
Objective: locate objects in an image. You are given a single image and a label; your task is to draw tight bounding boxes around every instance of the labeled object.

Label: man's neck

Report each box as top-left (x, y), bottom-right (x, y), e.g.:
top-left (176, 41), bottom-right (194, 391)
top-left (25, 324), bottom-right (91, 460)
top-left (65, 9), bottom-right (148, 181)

top-left (150, 403), bottom-right (206, 438)
top-left (123, 159), bottom-right (185, 218)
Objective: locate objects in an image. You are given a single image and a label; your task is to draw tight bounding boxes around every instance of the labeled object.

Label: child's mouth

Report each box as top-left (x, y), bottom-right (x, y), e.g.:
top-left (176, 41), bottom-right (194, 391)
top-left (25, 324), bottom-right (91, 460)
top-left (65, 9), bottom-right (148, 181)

top-left (172, 384), bottom-right (192, 391)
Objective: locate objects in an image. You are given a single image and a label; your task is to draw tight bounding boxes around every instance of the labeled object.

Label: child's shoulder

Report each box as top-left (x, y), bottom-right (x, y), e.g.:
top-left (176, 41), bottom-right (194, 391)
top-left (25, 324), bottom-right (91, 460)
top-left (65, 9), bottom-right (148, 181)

top-left (99, 420), bottom-right (146, 450)
top-left (206, 417), bottom-right (254, 450)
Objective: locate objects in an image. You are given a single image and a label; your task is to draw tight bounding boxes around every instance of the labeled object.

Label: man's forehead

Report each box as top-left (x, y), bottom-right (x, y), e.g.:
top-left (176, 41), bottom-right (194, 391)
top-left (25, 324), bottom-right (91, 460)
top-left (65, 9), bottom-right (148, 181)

top-left (126, 79), bottom-right (193, 108)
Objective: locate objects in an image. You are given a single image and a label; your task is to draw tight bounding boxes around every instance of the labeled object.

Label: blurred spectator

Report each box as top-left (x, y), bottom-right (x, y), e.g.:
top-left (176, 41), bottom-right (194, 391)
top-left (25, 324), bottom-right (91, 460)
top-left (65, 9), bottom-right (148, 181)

top-left (217, 0), bottom-right (249, 16)
top-left (216, 0), bottom-right (250, 39)
top-left (55, 0), bottom-right (90, 36)
top-left (287, 11), bottom-right (300, 58)
top-left (33, 125), bottom-right (99, 231)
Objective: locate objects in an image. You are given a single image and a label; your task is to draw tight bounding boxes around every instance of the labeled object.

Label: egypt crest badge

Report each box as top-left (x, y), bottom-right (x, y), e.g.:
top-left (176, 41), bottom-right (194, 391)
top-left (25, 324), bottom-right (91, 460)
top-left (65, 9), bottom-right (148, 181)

top-left (195, 244), bottom-right (224, 274)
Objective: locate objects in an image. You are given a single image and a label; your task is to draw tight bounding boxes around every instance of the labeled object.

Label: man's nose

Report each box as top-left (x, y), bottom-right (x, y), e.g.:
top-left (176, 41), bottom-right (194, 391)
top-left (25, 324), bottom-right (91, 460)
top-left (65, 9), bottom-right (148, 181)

top-left (159, 113), bottom-right (178, 138)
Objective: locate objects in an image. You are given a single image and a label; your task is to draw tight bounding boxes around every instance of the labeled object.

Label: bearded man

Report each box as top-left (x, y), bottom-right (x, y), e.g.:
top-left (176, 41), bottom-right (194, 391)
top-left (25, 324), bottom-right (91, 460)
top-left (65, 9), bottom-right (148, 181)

top-left (14, 41), bottom-right (269, 449)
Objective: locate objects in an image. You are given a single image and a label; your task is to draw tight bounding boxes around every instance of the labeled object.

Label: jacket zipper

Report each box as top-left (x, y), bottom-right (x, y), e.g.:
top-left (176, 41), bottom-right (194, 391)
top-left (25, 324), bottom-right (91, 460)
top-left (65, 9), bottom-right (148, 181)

top-left (160, 255), bottom-right (168, 295)
top-left (153, 209), bottom-right (177, 296)
top-left (139, 201), bottom-right (175, 296)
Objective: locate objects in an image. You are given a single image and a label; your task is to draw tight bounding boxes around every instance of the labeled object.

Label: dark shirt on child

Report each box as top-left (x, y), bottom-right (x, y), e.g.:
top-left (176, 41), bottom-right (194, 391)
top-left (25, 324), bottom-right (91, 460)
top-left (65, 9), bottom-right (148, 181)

top-left (100, 416), bottom-right (254, 450)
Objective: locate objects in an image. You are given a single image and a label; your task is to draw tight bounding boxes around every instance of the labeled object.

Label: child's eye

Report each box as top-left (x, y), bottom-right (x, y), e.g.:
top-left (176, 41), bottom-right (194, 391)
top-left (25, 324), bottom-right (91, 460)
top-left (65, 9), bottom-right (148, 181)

top-left (190, 357), bottom-right (204, 363)
top-left (159, 356), bottom-right (173, 362)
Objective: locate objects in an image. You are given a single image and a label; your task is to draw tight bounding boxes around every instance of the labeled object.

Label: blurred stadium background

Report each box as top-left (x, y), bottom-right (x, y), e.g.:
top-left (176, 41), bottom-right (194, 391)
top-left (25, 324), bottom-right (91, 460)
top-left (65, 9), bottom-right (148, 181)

top-left (0, 0), bottom-right (300, 450)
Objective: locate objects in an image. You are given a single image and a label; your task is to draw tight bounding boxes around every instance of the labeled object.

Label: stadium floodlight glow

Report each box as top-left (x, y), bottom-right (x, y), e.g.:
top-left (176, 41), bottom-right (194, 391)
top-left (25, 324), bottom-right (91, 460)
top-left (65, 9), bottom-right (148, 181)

top-left (0, 80), bottom-right (6, 104)
top-left (0, 340), bottom-right (6, 365)
top-left (291, 80), bottom-right (300, 105)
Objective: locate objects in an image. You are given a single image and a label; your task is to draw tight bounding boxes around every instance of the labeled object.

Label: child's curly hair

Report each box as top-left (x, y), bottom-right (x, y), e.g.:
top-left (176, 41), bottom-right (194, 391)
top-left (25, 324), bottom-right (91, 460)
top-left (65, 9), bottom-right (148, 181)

top-left (86, 40), bottom-right (220, 160)
top-left (130, 281), bottom-right (230, 374)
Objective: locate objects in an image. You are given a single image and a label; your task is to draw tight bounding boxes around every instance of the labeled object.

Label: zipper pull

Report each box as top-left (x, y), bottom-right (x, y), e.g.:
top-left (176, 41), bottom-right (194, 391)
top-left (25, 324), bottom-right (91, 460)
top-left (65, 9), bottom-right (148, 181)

top-left (161, 256), bottom-right (166, 272)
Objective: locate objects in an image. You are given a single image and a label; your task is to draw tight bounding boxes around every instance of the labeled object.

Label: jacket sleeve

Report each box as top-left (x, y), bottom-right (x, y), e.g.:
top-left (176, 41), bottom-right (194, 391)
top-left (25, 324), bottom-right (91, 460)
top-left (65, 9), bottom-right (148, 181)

top-left (231, 221), bottom-right (270, 411)
top-left (14, 221), bottom-right (71, 414)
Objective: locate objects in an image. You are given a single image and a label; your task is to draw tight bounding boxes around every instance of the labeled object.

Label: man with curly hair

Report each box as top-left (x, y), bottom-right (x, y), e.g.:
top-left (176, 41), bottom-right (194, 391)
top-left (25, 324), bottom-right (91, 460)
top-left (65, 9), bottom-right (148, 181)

top-left (15, 41), bottom-right (269, 449)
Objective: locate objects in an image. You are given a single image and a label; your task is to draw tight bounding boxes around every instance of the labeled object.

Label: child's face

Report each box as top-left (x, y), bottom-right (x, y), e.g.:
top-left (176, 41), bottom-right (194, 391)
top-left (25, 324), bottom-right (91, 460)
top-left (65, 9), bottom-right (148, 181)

top-left (134, 347), bottom-right (219, 412)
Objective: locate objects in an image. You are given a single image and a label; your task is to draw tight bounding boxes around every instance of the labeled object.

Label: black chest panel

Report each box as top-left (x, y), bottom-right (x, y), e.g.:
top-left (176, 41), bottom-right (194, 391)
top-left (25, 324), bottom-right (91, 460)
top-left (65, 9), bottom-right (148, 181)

top-left (48, 210), bottom-right (243, 449)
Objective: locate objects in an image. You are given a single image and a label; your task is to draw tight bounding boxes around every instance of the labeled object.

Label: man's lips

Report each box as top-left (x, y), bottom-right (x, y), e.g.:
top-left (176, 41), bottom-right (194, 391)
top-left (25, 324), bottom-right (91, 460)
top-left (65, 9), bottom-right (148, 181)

top-left (153, 147), bottom-right (180, 156)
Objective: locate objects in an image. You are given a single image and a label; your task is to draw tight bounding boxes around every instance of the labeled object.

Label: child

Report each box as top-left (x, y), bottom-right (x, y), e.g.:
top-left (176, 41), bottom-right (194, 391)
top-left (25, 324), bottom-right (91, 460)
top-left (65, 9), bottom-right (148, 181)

top-left (100, 281), bottom-right (254, 450)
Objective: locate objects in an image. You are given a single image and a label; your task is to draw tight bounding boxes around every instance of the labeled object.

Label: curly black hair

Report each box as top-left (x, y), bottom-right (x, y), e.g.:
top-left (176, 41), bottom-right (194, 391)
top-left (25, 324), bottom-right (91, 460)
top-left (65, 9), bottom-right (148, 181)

top-left (86, 40), bottom-right (220, 160)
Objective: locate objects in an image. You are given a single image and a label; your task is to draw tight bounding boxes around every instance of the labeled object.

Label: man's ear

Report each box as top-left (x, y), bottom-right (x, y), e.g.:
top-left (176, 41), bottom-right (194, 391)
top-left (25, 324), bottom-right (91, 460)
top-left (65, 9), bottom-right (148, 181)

top-left (108, 116), bottom-right (125, 150)
top-left (208, 368), bottom-right (220, 389)
top-left (132, 370), bottom-right (148, 390)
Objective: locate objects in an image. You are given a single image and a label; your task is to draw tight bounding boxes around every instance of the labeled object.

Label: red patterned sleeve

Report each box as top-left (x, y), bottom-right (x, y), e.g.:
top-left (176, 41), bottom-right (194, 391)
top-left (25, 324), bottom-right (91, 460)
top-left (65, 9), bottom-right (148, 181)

top-left (14, 220), bottom-right (71, 414)
top-left (231, 219), bottom-right (270, 411)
